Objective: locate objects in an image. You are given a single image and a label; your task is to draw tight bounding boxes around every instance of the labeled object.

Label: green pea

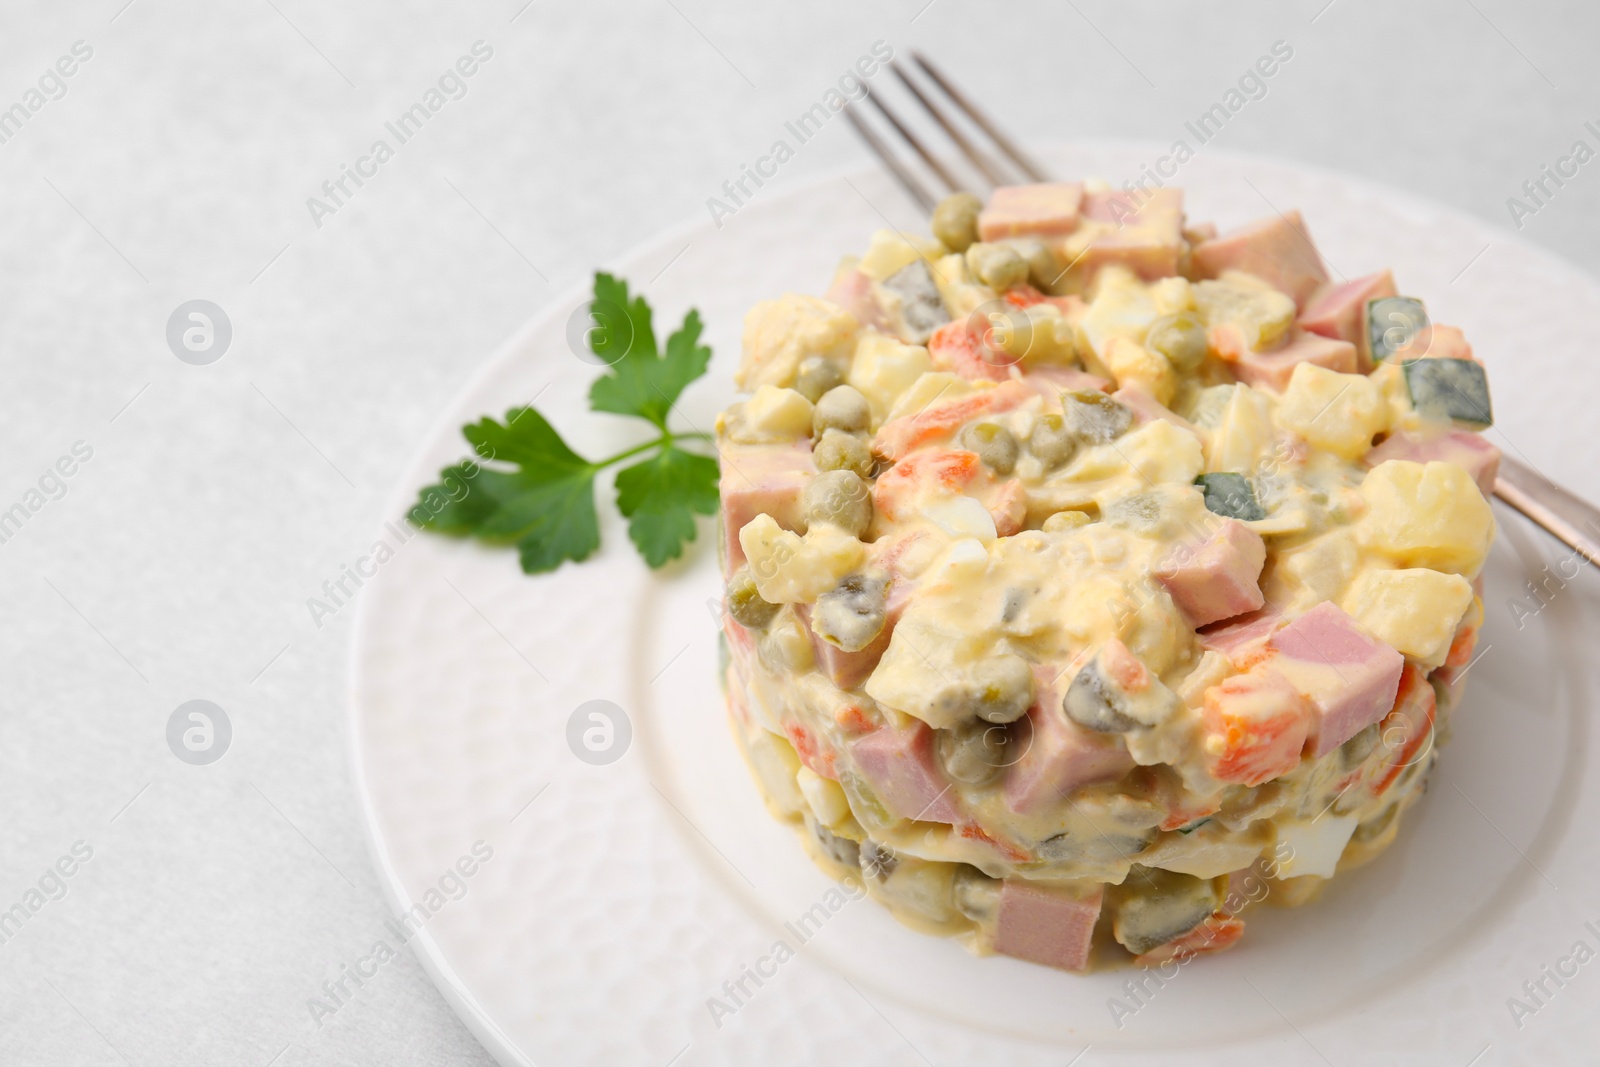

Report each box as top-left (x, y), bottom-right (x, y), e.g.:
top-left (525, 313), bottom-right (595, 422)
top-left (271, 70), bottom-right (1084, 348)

top-left (931, 192), bottom-right (983, 253)
top-left (1011, 236), bottom-right (1058, 291)
top-left (793, 355), bottom-right (845, 403)
top-left (726, 568), bottom-right (779, 630)
top-left (966, 242), bottom-right (1028, 291)
top-left (960, 422), bottom-right (1019, 475)
top-left (1027, 412), bottom-right (1077, 468)
top-left (803, 469), bottom-right (873, 537)
top-left (1145, 311), bottom-right (1209, 372)
top-left (812, 384), bottom-right (871, 436)
top-left (812, 428), bottom-right (875, 480)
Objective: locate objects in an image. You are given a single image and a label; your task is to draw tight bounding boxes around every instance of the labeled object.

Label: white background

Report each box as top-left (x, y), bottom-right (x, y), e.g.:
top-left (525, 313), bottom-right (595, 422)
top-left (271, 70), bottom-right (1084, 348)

top-left (1, 1), bottom-right (1597, 1064)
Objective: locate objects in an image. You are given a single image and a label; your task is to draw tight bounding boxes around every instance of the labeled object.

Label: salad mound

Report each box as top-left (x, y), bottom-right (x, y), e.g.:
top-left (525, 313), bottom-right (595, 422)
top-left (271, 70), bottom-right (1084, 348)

top-left (715, 180), bottom-right (1495, 971)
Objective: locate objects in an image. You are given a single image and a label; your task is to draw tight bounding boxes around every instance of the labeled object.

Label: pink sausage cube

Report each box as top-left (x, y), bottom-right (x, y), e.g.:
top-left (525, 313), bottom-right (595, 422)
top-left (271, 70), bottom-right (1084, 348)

top-left (1268, 602), bottom-right (1404, 757)
top-left (1004, 668), bottom-right (1134, 815)
top-left (1072, 188), bottom-right (1186, 281)
top-left (1198, 608), bottom-right (1284, 667)
top-left (1112, 383), bottom-right (1202, 438)
top-left (977, 182), bottom-right (1085, 242)
top-left (1231, 329), bottom-right (1357, 392)
top-left (823, 267), bottom-right (888, 333)
top-left (848, 720), bottom-right (960, 824)
top-left (1156, 519), bottom-right (1267, 627)
top-left (994, 880), bottom-right (1104, 972)
top-left (1298, 269), bottom-right (1397, 371)
top-left (1366, 428), bottom-right (1501, 496)
top-left (719, 443), bottom-right (814, 572)
top-left (1192, 210), bottom-right (1330, 309)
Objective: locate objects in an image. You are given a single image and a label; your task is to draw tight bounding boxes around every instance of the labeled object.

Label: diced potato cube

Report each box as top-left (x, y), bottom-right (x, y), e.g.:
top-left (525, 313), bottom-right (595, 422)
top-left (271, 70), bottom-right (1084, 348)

top-left (1206, 384), bottom-right (1274, 474)
top-left (1103, 337), bottom-right (1175, 406)
top-left (859, 230), bottom-right (941, 281)
top-left (1080, 266), bottom-right (1158, 365)
top-left (1358, 460), bottom-right (1496, 576)
top-left (1262, 528), bottom-right (1359, 614)
top-left (1275, 362), bottom-right (1389, 459)
top-left (796, 765), bottom-right (852, 827)
top-left (738, 295), bottom-right (859, 391)
top-left (1341, 566), bottom-right (1474, 666)
top-left (1193, 272), bottom-right (1296, 350)
top-left (737, 385), bottom-right (814, 441)
top-left (739, 514), bottom-right (866, 603)
top-left (848, 333), bottom-right (933, 422)
top-left (1147, 276), bottom-right (1194, 316)
top-left (884, 371), bottom-right (976, 422)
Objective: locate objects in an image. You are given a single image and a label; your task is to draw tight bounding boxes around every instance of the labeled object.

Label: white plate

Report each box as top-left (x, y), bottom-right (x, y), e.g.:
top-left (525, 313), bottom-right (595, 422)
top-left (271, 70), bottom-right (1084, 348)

top-left (350, 145), bottom-right (1599, 1066)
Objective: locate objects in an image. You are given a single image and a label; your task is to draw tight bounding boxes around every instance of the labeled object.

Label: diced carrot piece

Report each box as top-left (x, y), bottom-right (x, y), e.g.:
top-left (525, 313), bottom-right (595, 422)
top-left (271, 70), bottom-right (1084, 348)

top-left (1134, 913), bottom-right (1245, 965)
top-left (874, 380), bottom-right (1030, 460)
top-left (785, 722), bottom-right (837, 780)
top-left (1201, 669), bottom-right (1311, 787)
top-left (872, 449), bottom-right (984, 522)
top-left (1004, 284), bottom-right (1049, 308)
top-left (1372, 664), bottom-right (1436, 795)
top-left (1444, 597), bottom-right (1483, 670)
top-left (928, 319), bottom-right (1015, 382)
top-left (1101, 637), bottom-right (1152, 693)
top-left (835, 704), bottom-right (876, 735)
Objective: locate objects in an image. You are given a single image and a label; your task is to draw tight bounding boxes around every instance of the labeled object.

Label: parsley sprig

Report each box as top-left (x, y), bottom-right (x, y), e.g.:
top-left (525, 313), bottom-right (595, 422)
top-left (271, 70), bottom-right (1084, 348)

top-left (411, 273), bottom-right (720, 572)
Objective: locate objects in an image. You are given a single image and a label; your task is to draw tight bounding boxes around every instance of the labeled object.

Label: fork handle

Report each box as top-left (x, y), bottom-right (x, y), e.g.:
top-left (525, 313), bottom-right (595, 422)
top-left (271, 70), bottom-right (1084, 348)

top-left (1494, 454), bottom-right (1600, 568)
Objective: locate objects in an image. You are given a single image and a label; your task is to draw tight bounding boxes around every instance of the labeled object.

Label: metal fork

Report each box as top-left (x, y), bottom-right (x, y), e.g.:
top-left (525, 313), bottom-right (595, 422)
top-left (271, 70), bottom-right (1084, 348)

top-left (845, 51), bottom-right (1600, 566)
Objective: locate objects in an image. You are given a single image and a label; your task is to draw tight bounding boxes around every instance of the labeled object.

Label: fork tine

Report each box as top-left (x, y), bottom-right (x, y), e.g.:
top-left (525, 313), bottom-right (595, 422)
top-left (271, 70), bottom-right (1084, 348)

top-left (862, 84), bottom-right (964, 196)
top-left (910, 52), bottom-right (1050, 183)
top-left (843, 103), bottom-right (937, 212)
top-left (888, 60), bottom-right (1010, 189)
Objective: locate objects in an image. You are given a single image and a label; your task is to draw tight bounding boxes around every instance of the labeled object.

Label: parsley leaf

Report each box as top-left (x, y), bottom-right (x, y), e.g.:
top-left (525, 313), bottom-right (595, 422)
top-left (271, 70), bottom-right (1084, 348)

top-left (588, 273), bottom-right (712, 429)
top-left (409, 272), bottom-right (720, 576)
top-left (412, 407), bottom-right (601, 574)
top-left (614, 445), bottom-right (720, 567)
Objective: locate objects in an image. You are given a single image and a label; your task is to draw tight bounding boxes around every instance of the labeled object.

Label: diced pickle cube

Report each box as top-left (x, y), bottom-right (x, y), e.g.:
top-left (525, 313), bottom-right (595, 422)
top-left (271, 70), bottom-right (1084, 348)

top-left (1062, 390), bottom-right (1134, 444)
top-left (881, 259), bottom-right (950, 344)
top-left (810, 572), bottom-right (888, 652)
top-left (1367, 296), bottom-right (1430, 363)
top-left (1401, 357), bottom-right (1493, 428)
top-left (1063, 661), bottom-right (1139, 732)
top-left (1113, 865), bottom-right (1222, 956)
top-left (1194, 472), bottom-right (1267, 522)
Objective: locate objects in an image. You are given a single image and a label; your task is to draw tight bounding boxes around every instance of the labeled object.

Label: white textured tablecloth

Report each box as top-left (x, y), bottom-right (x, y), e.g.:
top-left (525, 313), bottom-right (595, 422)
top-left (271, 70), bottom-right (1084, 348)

top-left (2, 1), bottom-right (1599, 1064)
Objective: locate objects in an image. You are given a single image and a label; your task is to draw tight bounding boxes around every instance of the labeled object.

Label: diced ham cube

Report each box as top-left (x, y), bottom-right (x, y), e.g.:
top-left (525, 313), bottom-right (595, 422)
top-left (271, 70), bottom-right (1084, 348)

top-left (1069, 188), bottom-right (1186, 282)
top-left (1268, 601), bottom-right (1404, 758)
top-left (873, 380), bottom-right (1032, 461)
top-left (1299, 270), bottom-right (1397, 371)
top-left (1201, 668), bottom-right (1311, 786)
top-left (1111, 383), bottom-right (1202, 439)
top-left (1198, 609), bottom-right (1284, 669)
top-left (928, 319), bottom-right (1015, 382)
top-left (1022, 364), bottom-right (1109, 396)
top-left (823, 267), bottom-right (889, 333)
top-left (1192, 210), bottom-right (1330, 309)
top-left (1366, 428), bottom-right (1501, 496)
top-left (1230, 329), bottom-right (1357, 392)
top-left (719, 443), bottom-right (814, 571)
top-left (977, 182), bottom-right (1086, 242)
top-left (993, 880), bottom-right (1104, 972)
top-left (797, 581), bottom-right (914, 690)
top-left (848, 720), bottom-right (960, 824)
top-left (1156, 519), bottom-right (1267, 627)
top-left (1004, 668), bottom-right (1134, 814)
